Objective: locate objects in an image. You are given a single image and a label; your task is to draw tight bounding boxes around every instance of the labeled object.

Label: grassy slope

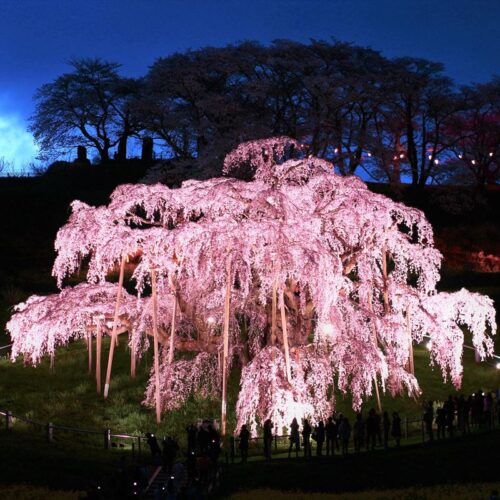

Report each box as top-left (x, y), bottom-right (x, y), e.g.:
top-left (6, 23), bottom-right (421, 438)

top-left (0, 336), bottom-right (498, 440)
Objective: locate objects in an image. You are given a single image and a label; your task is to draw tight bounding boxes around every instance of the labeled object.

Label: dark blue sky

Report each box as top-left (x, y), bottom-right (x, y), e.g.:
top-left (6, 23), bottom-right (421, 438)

top-left (1, 0), bottom-right (499, 168)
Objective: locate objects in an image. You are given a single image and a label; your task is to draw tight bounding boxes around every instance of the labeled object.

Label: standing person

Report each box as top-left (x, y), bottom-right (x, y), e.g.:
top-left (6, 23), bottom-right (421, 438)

top-left (238, 425), bottom-right (250, 464)
top-left (338, 417), bottom-right (351, 457)
top-left (436, 407), bottom-right (446, 440)
top-left (315, 421), bottom-right (325, 457)
top-left (444, 395), bottom-right (455, 438)
top-left (186, 424), bottom-right (198, 454)
top-left (325, 416), bottom-right (336, 456)
top-left (464, 395), bottom-right (472, 434)
top-left (353, 413), bottom-right (365, 453)
top-left (382, 411), bottom-right (391, 450)
top-left (484, 392), bottom-right (493, 430)
top-left (391, 412), bottom-right (402, 447)
top-left (145, 432), bottom-right (161, 459)
top-left (366, 409), bottom-right (377, 450)
top-left (423, 401), bottom-right (434, 442)
top-left (302, 419), bottom-right (312, 459)
top-left (288, 418), bottom-right (300, 458)
top-left (263, 419), bottom-right (273, 461)
top-left (374, 410), bottom-right (382, 447)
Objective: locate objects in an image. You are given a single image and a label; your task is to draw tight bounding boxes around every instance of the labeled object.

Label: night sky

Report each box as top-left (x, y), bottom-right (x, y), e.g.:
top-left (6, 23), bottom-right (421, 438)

top-left (1, 0), bottom-right (499, 169)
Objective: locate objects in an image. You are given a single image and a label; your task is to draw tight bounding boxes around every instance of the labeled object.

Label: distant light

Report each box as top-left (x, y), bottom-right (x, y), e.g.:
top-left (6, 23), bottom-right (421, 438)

top-left (471, 160), bottom-right (476, 165)
top-left (458, 154), bottom-right (463, 159)
top-left (393, 156), bottom-right (397, 160)
top-left (426, 341), bottom-right (432, 350)
top-left (367, 152), bottom-right (372, 157)
top-left (334, 148), bottom-right (339, 154)
top-left (428, 155), bottom-right (432, 160)
top-left (489, 152), bottom-right (494, 157)
top-left (399, 153), bottom-right (404, 159)
top-left (434, 159), bottom-right (439, 165)
top-left (496, 362), bottom-right (500, 369)
top-left (482, 392), bottom-right (485, 396)
top-left (321, 323), bottom-right (335, 336)
top-left (207, 316), bottom-right (216, 325)
top-left (171, 476), bottom-right (175, 479)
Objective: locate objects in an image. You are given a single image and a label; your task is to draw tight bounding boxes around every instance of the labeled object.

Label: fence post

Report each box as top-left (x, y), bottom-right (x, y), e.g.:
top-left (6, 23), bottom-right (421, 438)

top-left (104, 428), bottom-right (111, 449)
top-left (46, 422), bottom-right (54, 442)
top-left (230, 436), bottom-right (235, 464)
top-left (6, 411), bottom-right (13, 431)
top-left (404, 417), bottom-right (408, 439)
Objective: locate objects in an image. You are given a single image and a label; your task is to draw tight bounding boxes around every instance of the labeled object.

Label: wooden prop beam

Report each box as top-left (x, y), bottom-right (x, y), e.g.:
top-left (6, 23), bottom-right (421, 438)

top-left (221, 257), bottom-right (232, 436)
top-left (168, 292), bottom-right (177, 364)
top-left (130, 342), bottom-right (136, 378)
top-left (103, 254), bottom-right (126, 399)
top-left (280, 296), bottom-right (292, 383)
top-left (271, 278), bottom-right (277, 347)
top-left (367, 290), bottom-right (383, 414)
top-left (96, 320), bottom-right (102, 393)
top-left (87, 329), bottom-right (92, 374)
top-left (151, 268), bottom-right (162, 424)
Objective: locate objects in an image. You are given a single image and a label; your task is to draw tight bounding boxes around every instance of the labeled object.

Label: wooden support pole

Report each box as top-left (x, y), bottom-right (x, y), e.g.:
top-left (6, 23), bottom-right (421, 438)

top-left (96, 321), bottom-right (102, 393)
top-left (221, 257), bottom-right (232, 437)
top-left (50, 353), bottom-right (55, 372)
top-left (406, 309), bottom-right (415, 375)
top-left (271, 278), bottom-right (277, 348)
top-left (151, 268), bottom-right (162, 424)
top-left (168, 293), bottom-right (177, 364)
top-left (367, 290), bottom-right (383, 414)
top-left (280, 296), bottom-right (292, 383)
top-left (87, 329), bottom-right (93, 374)
top-left (103, 254), bottom-right (126, 399)
top-left (130, 342), bottom-right (136, 378)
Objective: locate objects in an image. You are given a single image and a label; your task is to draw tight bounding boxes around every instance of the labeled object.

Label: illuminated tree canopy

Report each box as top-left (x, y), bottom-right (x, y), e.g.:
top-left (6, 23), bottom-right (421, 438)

top-left (7, 137), bottom-right (496, 435)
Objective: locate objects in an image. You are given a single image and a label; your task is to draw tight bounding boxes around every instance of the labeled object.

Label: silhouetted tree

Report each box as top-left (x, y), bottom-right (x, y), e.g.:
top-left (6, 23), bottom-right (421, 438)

top-left (30, 58), bottom-right (142, 162)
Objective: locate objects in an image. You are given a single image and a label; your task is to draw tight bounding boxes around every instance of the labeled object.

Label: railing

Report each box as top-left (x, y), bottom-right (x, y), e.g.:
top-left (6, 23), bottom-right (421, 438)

top-left (227, 411), bottom-right (499, 463)
top-left (0, 408), bottom-right (147, 460)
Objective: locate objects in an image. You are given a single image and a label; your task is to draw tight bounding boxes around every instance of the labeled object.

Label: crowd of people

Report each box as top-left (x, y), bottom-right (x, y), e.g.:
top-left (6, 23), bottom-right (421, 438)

top-left (237, 410), bottom-right (403, 462)
top-left (235, 389), bottom-right (500, 462)
top-left (423, 390), bottom-right (498, 441)
top-left (142, 421), bottom-right (222, 498)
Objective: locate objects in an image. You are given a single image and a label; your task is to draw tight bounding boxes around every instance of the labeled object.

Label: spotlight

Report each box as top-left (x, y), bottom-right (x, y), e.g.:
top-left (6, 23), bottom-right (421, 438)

top-left (496, 362), bottom-right (500, 370)
top-left (426, 341), bottom-right (432, 350)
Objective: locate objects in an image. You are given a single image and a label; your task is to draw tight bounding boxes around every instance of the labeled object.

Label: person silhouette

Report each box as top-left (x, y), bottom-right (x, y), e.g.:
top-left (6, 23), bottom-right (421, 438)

top-left (288, 418), bottom-right (300, 458)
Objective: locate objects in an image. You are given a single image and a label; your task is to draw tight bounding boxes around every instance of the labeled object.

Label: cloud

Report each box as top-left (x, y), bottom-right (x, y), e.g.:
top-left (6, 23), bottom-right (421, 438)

top-left (0, 113), bottom-right (38, 173)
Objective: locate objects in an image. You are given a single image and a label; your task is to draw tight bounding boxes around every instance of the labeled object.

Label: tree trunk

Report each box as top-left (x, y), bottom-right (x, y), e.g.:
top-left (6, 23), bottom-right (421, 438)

top-left (280, 297), bottom-right (292, 383)
top-left (103, 255), bottom-right (126, 399)
top-left (117, 135), bottom-right (128, 161)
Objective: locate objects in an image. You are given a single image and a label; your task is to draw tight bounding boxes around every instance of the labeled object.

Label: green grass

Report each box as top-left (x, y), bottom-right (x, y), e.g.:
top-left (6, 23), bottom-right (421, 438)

top-left (0, 334), bottom-right (498, 443)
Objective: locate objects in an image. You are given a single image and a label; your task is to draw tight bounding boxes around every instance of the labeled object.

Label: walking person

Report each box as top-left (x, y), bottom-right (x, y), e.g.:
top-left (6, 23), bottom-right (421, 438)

top-left (391, 412), bottom-right (402, 447)
top-left (444, 395), bottom-right (455, 438)
top-left (145, 432), bottom-right (161, 460)
top-left (288, 418), bottom-right (300, 458)
top-left (382, 411), bottom-right (391, 450)
top-left (302, 419), bottom-right (312, 459)
top-left (238, 425), bottom-right (250, 464)
top-left (315, 421), bottom-right (325, 457)
top-left (325, 416), bottom-right (337, 456)
top-left (263, 419), bottom-right (273, 461)
top-left (338, 416), bottom-right (351, 457)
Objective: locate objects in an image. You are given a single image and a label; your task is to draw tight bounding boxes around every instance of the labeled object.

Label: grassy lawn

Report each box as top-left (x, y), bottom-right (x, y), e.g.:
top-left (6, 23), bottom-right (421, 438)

top-left (0, 335), bottom-right (498, 441)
